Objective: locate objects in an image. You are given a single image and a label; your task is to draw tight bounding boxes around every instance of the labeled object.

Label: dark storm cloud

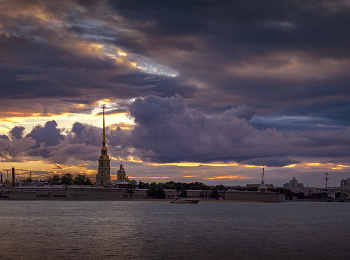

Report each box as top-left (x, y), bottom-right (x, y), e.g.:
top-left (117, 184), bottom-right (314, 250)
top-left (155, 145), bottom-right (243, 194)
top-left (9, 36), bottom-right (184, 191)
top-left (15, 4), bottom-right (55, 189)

top-left (241, 157), bottom-right (301, 168)
top-left (96, 108), bottom-right (127, 116)
top-left (105, 0), bottom-right (350, 63)
top-left (26, 121), bottom-right (64, 147)
top-left (126, 95), bottom-right (285, 164)
top-left (70, 122), bottom-right (101, 146)
top-left (0, 1), bottom-right (198, 106)
top-left (0, 0), bottom-right (350, 168)
top-left (0, 136), bottom-right (35, 162)
top-left (1, 0), bottom-right (349, 122)
top-left (1, 95), bottom-right (350, 166)
top-left (118, 95), bottom-right (350, 166)
top-left (9, 126), bottom-right (25, 140)
top-left (47, 143), bottom-right (99, 163)
top-left (104, 0), bottom-right (350, 126)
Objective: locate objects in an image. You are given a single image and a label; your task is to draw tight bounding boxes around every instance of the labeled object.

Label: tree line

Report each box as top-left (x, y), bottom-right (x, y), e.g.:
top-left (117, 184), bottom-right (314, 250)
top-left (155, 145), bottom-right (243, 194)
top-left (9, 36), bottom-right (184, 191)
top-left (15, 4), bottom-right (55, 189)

top-left (137, 181), bottom-right (221, 199)
top-left (138, 181), bottom-right (338, 200)
top-left (268, 188), bottom-right (332, 200)
top-left (50, 173), bottom-right (92, 185)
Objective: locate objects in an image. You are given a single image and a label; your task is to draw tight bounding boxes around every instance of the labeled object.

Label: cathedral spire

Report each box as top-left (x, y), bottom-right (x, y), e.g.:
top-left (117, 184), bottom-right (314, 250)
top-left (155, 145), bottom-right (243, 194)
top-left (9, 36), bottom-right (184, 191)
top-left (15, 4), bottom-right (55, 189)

top-left (101, 107), bottom-right (107, 155)
top-left (96, 106), bottom-right (111, 186)
top-left (102, 106), bottom-right (106, 146)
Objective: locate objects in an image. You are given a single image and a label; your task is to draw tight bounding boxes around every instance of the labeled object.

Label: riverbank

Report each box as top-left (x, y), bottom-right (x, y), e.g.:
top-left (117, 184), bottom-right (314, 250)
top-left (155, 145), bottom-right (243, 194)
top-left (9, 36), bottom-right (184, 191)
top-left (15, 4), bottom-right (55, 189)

top-left (1, 187), bottom-right (285, 202)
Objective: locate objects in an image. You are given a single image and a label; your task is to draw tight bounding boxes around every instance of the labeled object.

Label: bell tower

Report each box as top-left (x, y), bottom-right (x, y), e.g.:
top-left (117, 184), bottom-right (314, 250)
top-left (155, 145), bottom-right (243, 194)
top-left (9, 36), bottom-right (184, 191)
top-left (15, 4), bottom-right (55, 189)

top-left (96, 107), bottom-right (111, 186)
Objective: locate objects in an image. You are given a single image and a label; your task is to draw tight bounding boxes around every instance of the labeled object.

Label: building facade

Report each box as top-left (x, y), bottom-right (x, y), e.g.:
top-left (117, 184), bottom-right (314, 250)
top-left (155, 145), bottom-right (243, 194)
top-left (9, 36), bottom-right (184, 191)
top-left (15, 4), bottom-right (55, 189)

top-left (117, 163), bottom-right (130, 182)
top-left (283, 177), bottom-right (304, 188)
top-left (340, 178), bottom-right (350, 188)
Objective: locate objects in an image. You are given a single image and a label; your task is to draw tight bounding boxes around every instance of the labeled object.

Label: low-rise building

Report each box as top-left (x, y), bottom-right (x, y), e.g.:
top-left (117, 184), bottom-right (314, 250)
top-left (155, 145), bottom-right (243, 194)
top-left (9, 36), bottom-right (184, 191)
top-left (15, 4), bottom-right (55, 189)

top-left (283, 177), bottom-right (304, 189)
top-left (340, 178), bottom-right (350, 188)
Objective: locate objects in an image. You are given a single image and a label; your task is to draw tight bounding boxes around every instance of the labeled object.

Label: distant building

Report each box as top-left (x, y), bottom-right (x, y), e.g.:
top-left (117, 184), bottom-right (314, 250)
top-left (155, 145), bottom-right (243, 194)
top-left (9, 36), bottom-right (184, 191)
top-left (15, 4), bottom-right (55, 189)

top-left (340, 178), bottom-right (350, 187)
top-left (110, 163), bottom-right (132, 188)
top-left (283, 177), bottom-right (304, 188)
top-left (116, 163), bottom-right (130, 182)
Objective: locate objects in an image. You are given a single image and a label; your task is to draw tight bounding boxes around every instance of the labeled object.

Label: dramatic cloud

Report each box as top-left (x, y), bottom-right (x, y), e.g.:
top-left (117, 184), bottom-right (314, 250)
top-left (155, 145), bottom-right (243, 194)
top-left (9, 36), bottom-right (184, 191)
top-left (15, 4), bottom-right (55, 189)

top-left (0, 0), bottom-right (349, 129)
top-left (1, 1), bottom-right (350, 184)
top-left (124, 95), bottom-right (350, 165)
top-left (0, 136), bottom-right (35, 162)
top-left (26, 121), bottom-right (64, 147)
top-left (9, 126), bottom-right (25, 140)
top-left (4, 95), bottom-right (349, 167)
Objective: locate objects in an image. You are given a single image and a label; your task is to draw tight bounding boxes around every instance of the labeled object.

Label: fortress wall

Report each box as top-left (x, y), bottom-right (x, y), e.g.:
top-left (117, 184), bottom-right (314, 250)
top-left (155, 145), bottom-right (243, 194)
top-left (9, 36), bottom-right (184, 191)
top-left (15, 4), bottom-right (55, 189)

top-left (0, 191), bottom-right (11, 198)
top-left (129, 189), bottom-right (147, 198)
top-left (9, 191), bottom-right (37, 200)
top-left (0, 187), bottom-right (15, 191)
top-left (124, 189), bottom-right (212, 199)
top-left (66, 188), bottom-right (124, 200)
top-left (279, 193), bottom-right (286, 201)
top-left (165, 190), bottom-right (178, 198)
top-left (2, 187), bottom-right (285, 202)
top-left (220, 191), bottom-right (285, 203)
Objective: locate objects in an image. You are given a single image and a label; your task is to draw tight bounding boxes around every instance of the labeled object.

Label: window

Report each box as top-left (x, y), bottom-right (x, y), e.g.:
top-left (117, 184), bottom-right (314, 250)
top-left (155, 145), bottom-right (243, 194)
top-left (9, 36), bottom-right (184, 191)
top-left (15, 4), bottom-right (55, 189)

top-left (101, 172), bottom-right (103, 176)
top-left (107, 163), bottom-right (108, 166)
top-left (101, 163), bottom-right (103, 166)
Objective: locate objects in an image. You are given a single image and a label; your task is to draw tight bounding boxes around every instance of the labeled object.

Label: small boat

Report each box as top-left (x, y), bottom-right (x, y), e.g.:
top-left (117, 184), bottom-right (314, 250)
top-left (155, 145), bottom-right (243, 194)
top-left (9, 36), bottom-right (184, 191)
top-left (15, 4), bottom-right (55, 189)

top-left (170, 197), bottom-right (199, 203)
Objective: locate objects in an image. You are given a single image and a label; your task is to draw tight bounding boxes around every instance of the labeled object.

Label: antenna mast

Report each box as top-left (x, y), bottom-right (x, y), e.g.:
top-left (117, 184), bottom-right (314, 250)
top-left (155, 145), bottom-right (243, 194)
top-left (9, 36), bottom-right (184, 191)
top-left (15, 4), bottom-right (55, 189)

top-left (325, 172), bottom-right (329, 188)
top-left (262, 167), bottom-right (265, 183)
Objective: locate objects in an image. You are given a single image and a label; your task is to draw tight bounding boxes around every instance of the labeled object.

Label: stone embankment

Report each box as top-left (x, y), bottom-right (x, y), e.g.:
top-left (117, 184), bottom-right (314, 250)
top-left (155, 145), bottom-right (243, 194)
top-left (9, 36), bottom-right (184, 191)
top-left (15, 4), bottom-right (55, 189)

top-left (0, 186), bottom-right (285, 202)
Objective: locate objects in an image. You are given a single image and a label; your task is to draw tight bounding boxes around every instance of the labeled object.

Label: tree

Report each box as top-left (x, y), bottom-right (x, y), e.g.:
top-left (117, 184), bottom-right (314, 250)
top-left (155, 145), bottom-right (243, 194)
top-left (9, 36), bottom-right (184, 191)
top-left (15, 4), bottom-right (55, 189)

top-left (175, 182), bottom-right (184, 196)
top-left (51, 175), bottom-right (60, 185)
top-left (61, 173), bottom-right (73, 185)
top-left (147, 183), bottom-right (157, 198)
top-left (180, 189), bottom-right (187, 198)
top-left (211, 188), bottom-right (219, 199)
top-left (163, 181), bottom-right (175, 190)
top-left (335, 192), bottom-right (343, 198)
top-left (147, 183), bottom-right (166, 199)
top-left (125, 184), bottom-right (135, 198)
top-left (156, 187), bottom-right (166, 199)
top-left (138, 180), bottom-right (149, 189)
top-left (74, 174), bottom-right (92, 185)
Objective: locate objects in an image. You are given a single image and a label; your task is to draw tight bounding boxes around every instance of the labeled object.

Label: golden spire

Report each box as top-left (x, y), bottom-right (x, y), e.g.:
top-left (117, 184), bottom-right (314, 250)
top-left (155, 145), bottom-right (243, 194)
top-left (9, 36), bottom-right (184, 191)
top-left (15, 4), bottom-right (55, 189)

top-left (100, 107), bottom-right (107, 156)
top-left (103, 107), bottom-right (106, 145)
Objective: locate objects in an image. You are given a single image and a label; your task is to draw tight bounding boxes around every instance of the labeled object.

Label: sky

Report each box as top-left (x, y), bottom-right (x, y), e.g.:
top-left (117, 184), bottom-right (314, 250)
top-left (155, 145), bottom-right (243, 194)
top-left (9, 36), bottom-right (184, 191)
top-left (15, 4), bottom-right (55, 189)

top-left (1, 0), bottom-right (350, 187)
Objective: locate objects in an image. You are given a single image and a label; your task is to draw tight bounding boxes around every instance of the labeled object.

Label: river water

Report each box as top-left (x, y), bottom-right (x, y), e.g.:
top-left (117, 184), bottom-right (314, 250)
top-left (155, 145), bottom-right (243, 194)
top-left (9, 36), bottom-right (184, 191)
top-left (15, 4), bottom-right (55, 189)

top-left (0, 201), bottom-right (349, 260)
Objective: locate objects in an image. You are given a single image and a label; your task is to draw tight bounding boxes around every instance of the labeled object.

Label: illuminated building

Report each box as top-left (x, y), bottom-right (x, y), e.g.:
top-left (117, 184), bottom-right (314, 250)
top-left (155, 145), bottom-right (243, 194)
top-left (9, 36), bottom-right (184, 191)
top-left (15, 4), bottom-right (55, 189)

top-left (116, 163), bottom-right (130, 182)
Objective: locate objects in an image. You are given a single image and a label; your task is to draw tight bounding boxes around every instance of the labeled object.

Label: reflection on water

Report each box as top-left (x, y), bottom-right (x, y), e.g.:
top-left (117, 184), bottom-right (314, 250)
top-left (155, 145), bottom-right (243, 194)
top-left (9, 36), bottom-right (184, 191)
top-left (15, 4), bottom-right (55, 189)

top-left (0, 201), bottom-right (349, 259)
